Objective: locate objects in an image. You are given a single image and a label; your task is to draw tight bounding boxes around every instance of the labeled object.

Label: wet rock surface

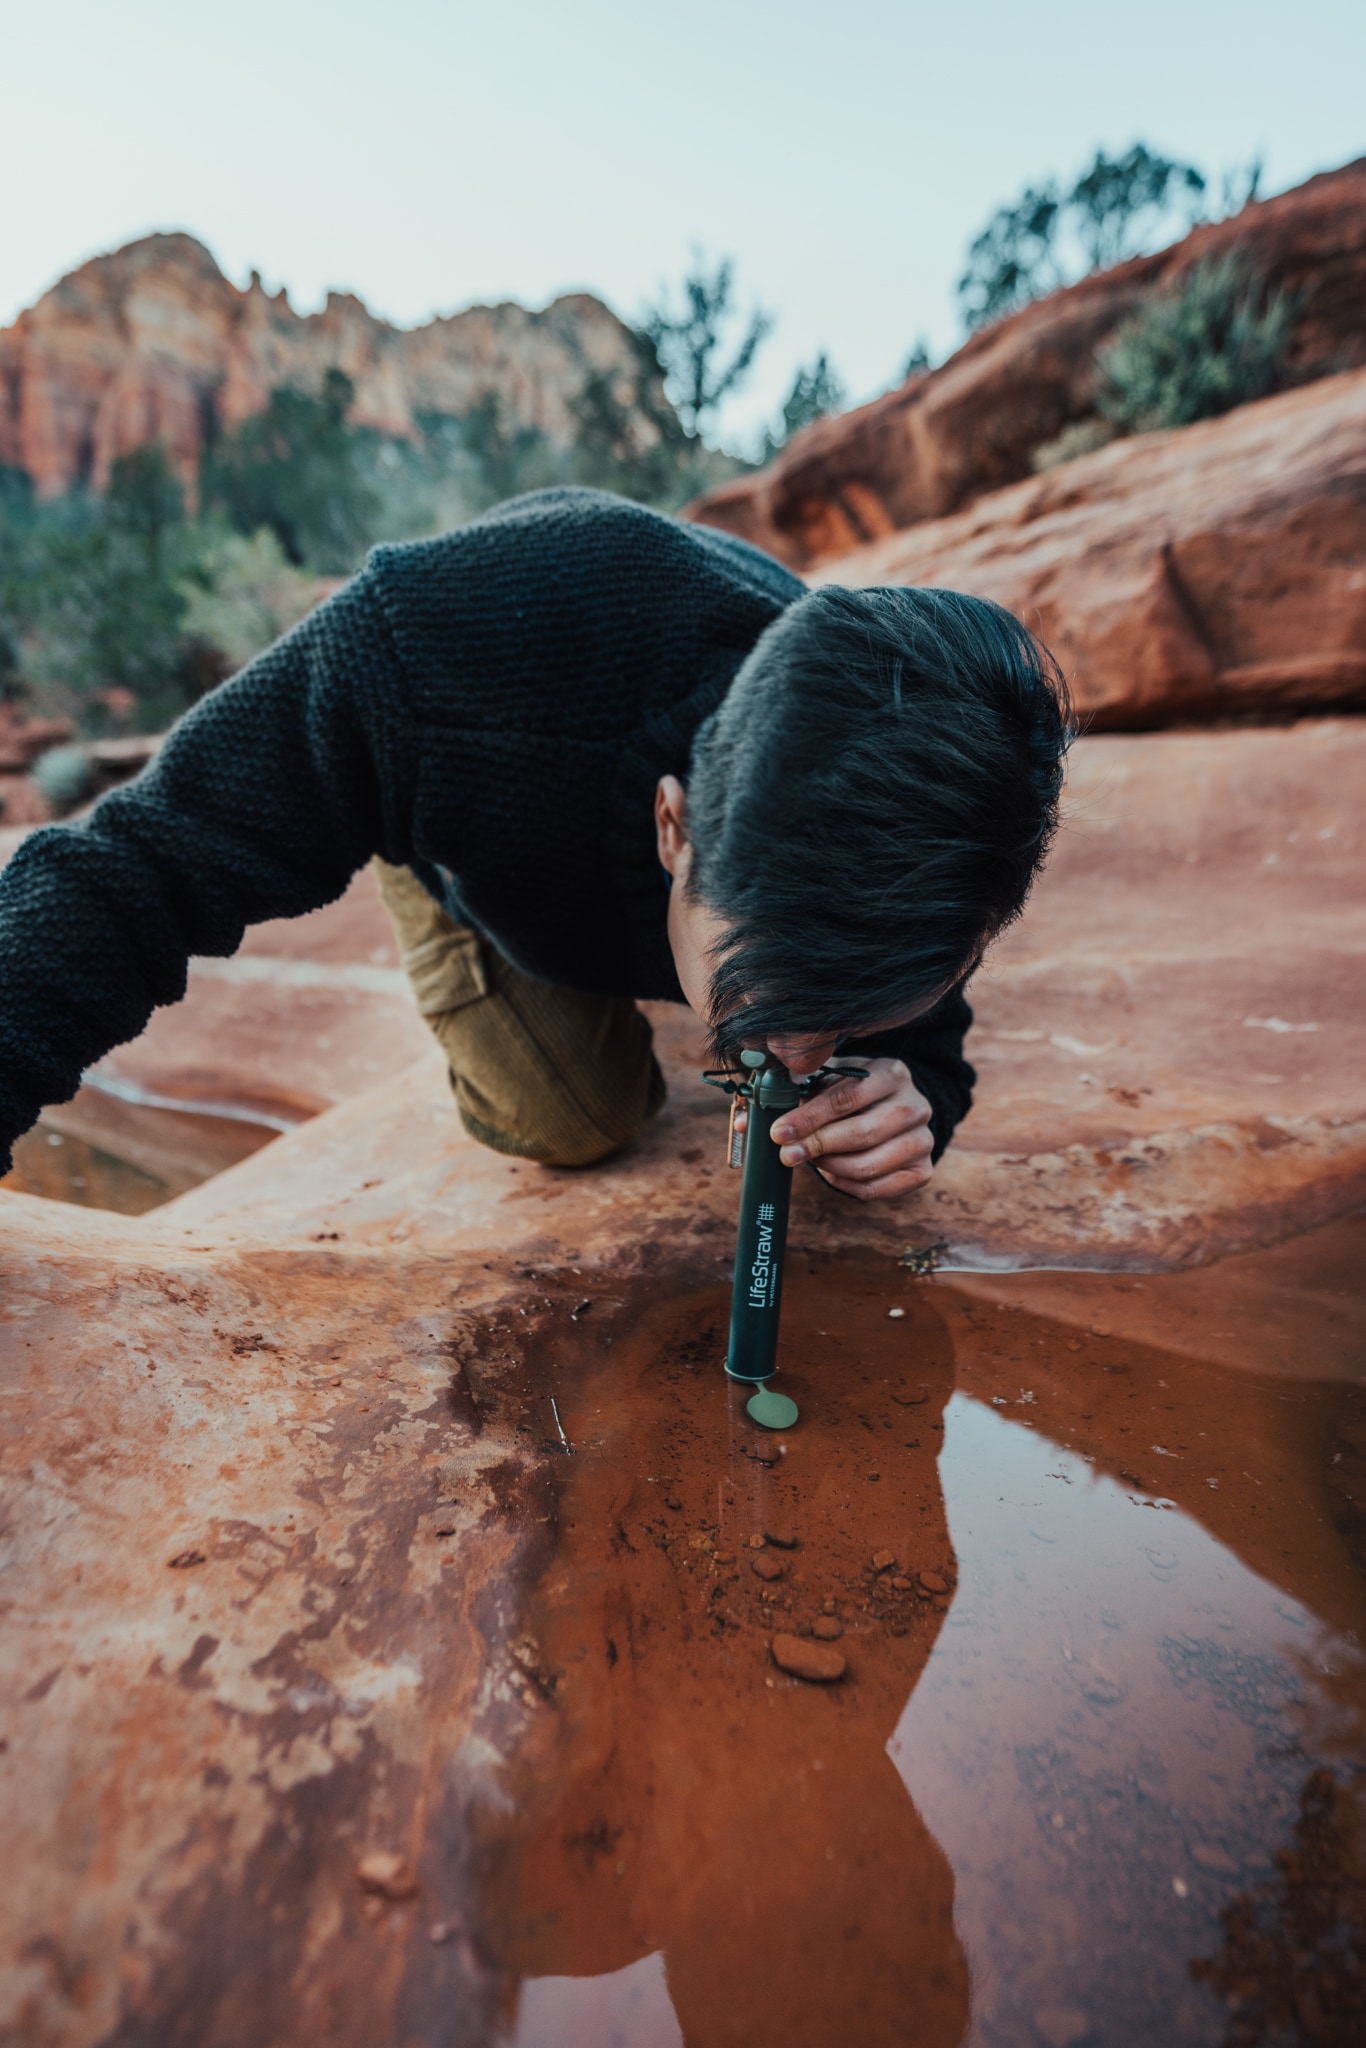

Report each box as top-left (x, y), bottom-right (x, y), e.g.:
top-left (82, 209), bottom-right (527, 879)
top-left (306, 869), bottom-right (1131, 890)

top-left (2, 707), bottom-right (1366, 2040)
top-left (3, 1180), bottom-right (1364, 2044)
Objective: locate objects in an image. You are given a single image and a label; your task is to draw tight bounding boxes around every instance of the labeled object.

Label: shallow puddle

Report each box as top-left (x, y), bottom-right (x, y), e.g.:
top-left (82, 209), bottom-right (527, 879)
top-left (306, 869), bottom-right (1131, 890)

top-left (1, 1081), bottom-right (284, 1212)
top-left (468, 1231), bottom-right (1366, 2048)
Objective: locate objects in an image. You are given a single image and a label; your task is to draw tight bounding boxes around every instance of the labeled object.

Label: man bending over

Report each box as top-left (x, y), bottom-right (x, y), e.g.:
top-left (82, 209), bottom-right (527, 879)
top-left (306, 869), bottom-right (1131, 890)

top-left (0, 488), bottom-right (1071, 1194)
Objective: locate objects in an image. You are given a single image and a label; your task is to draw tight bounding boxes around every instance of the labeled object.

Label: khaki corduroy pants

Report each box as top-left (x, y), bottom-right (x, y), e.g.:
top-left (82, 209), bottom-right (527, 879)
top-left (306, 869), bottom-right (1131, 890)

top-left (371, 858), bottom-right (666, 1167)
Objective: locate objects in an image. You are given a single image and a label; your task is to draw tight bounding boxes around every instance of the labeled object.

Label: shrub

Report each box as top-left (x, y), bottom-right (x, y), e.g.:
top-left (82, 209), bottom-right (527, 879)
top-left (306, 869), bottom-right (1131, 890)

top-left (1030, 418), bottom-right (1117, 473)
top-left (202, 369), bottom-right (380, 571)
top-left (31, 742), bottom-right (95, 812)
top-left (1097, 255), bottom-right (1295, 434)
top-left (176, 525), bottom-right (324, 676)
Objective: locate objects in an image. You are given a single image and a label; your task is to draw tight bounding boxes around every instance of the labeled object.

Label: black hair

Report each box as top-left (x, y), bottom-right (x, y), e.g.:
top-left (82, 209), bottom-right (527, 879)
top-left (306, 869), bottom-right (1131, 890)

top-left (685, 584), bottom-right (1074, 1060)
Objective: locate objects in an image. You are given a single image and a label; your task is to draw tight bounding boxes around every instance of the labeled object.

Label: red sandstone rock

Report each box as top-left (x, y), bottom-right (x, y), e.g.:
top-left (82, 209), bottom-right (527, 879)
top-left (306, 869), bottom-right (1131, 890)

top-left (0, 776), bottom-right (52, 828)
top-left (2, 717), bottom-right (1363, 1269)
top-left (3, 714), bottom-right (1366, 2031)
top-left (689, 159), bottom-right (1366, 570)
top-left (810, 369), bottom-right (1366, 727)
top-left (771, 1633), bottom-right (847, 1682)
top-left (0, 705), bottom-right (74, 772)
top-left (0, 233), bottom-right (665, 500)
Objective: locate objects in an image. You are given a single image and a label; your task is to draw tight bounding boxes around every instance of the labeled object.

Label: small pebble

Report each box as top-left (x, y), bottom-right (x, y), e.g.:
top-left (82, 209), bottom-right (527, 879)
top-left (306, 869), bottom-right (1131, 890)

top-left (763, 1525), bottom-right (798, 1549)
top-left (872, 1549), bottom-right (897, 1571)
top-left (918, 1570), bottom-right (949, 1595)
top-left (868, 1472), bottom-right (880, 1482)
top-left (811, 1616), bottom-right (843, 1641)
top-left (356, 1850), bottom-right (418, 1900)
top-left (665, 1496), bottom-right (682, 1511)
top-left (751, 1552), bottom-right (784, 1582)
top-left (771, 1632), bottom-right (846, 1683)
top-left (748, 1534), bottom-right (767, 1550)
top-left (893, 1391), bottom-right (928, 1407)
top-left (887, 1307), bottom-right (906, 1319)
top-left (752, 1441), bottom-right (781, 1466)
top-left (1034, 2006), bottom-right (1091, 2048)
top-left (890, 1576), bottom-right (913, 1592)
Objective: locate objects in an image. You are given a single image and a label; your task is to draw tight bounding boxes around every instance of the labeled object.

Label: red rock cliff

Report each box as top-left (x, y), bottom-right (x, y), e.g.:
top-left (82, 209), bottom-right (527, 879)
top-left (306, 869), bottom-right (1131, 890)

top-left (689, 159), bottom-right (1366, 570)
top-left (0, 233), bottom-right (658, 499)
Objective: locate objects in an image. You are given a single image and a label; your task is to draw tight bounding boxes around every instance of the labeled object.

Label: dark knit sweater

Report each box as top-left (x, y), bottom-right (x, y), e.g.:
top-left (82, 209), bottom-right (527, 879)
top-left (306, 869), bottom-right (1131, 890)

top-left (0, 489), bottom-right (974, 1174)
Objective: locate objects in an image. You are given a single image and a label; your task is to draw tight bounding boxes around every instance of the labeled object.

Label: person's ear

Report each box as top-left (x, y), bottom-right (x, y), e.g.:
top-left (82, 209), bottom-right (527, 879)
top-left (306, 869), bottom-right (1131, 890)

top-left (655, 775), bottom-right (692, 879)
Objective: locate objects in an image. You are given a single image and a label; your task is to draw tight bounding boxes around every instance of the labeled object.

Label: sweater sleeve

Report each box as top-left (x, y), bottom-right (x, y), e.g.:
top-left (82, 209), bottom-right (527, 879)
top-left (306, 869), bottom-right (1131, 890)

top-left (840, 986), bottom-right (976, 1163)
top-left (0, 571), bottom-right (410, 1173)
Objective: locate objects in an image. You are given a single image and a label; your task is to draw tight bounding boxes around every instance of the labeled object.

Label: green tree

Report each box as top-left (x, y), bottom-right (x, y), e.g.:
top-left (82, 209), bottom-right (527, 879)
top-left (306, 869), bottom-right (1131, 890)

top-left (570, 345), bottom-right (696, 505)
top-left (202, 367), bottom-right (380, 570)
top-left (958, 144), bottom-right (1211, 331)
top-left (1097, 255), bottom-right (1295, 433)
top-left (0, 448), bottom-right (223, 729)
top-left (778, 352), bottom-right (846, 441)
top-left (643, 256), bottom-right (773, 438)
top-left (454, 392), bottom-right (559, 508)
top-left (958, 183), bottom-right (1065, 330)
top-left (82, 447), bottom-right (191, 696)
top-left (1069, 144), bottom-right (1206, 271)
top-left (757, 353), bottom-right (847, 465)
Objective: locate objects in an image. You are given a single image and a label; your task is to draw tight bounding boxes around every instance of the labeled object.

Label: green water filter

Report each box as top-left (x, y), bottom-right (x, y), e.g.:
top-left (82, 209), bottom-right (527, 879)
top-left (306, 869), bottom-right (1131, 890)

top-left (725, 1053), bottom-right (802, 1388)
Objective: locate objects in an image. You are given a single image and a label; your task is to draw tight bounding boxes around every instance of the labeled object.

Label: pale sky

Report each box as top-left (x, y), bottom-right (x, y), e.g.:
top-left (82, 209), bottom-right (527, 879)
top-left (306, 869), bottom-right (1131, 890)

top-left (4, 0), bottom-right (1362, 448)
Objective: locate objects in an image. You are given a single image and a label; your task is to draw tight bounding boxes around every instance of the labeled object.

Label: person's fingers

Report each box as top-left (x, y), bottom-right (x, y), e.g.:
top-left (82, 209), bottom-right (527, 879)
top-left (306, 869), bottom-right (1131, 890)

top-left (811, 1128), bottom-right (933, 1182)
top-left (818, 1160), bottom-right (934, 1202)
top-left (780, 1095), bottom-right (929, 1166)
top-left (771, 1062), bottom-right (903, 1145)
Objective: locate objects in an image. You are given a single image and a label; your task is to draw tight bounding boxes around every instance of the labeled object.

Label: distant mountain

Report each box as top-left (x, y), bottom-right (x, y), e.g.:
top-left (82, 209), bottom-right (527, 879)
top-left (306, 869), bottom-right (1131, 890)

top-left (0, 233), bottom-right (663, 499)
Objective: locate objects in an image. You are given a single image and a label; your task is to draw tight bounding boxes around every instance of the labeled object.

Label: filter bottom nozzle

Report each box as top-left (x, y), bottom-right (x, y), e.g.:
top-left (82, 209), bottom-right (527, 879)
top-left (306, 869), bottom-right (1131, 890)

top-left (746, 1385), bottom-right (799, 1431)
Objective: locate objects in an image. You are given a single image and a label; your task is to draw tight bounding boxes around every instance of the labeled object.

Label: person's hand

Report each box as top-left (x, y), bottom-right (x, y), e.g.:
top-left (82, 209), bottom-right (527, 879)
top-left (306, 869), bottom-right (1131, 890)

top-left (770, 1058), bottom-right (934, 1202)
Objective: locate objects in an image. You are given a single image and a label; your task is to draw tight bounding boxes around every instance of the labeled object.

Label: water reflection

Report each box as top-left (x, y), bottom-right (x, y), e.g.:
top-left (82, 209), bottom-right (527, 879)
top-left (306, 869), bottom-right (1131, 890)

top-left (481, 1280), bottom-right (969, 2048)
top-left (1191, 1766), bottom-right (1366, 2043)
top-left (474, 1245), bottom-right (1366, 2048)
top-left (892, 1395), bottom-right (1366, 2044)
top-left (0, 1084), bottom-right (281, 1212)
top-left (512, 1952), bottom-right (683, 2048)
